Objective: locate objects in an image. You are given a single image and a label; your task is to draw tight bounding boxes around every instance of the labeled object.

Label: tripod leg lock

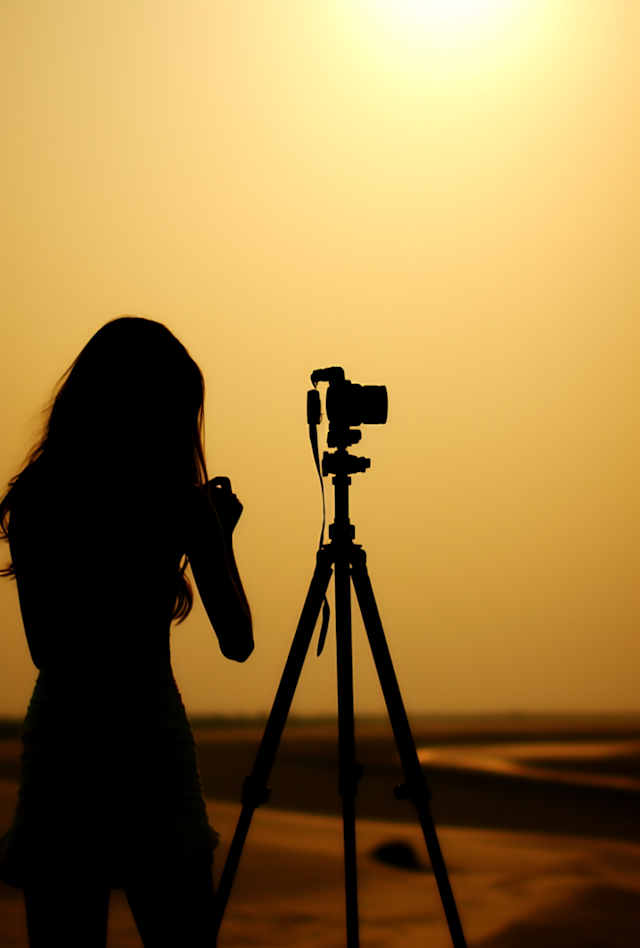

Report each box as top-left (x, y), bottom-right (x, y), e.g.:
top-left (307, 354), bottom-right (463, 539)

top-left (241, 775), bottom-right (271, 808)
top-left (394, 776), bottom-right (431, 805)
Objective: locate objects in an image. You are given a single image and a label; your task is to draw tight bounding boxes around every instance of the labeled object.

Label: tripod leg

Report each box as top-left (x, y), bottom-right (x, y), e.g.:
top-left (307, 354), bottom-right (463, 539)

top-left (350, 548), bottom-right (467, 948)
top-left (212, 546), bottom-right (334, 940)
top-left (335, 552), bottom-right (360, 948)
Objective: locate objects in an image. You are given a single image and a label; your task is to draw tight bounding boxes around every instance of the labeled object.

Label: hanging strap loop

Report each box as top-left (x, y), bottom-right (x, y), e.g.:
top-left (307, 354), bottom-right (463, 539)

top-left (307, 387), bottom-right (330, 656)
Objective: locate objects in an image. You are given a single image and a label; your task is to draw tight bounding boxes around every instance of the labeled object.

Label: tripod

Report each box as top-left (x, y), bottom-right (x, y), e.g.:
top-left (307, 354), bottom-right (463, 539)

top-left (212, 409), bottom-right (467, 948)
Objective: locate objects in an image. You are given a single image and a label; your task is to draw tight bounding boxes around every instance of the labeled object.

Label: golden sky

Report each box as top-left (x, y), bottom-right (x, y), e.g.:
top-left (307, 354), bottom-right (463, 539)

top-left (1, 0), bottom-right (638, 718)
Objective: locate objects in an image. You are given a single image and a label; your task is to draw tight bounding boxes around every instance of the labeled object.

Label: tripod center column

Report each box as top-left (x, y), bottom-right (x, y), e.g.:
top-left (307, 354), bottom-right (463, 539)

top-left (329, 454), bottom-right (355, 543)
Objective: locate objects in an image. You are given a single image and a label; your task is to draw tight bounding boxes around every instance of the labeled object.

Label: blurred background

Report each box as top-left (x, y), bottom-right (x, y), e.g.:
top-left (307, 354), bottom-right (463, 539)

top-left (1, 0), bottom-right (638, 722)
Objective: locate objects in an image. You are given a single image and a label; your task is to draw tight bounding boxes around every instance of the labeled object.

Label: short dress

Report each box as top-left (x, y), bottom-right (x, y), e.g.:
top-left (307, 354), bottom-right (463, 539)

top-left (0, 476), bottom-right (219, 889)
top-left (0, 669), bottom-right (218, 889)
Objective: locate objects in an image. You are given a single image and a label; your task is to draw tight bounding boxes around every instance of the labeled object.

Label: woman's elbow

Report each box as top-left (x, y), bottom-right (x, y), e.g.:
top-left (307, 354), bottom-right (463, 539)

top-left (219, 622), bottom-right (254, 662)
top-left (221, 638), bottom-right (254, 663)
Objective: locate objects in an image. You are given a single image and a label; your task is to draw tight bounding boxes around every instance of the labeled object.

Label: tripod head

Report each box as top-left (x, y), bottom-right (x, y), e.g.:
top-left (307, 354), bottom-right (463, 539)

top-left (308, 367), bottom-right (387, 476)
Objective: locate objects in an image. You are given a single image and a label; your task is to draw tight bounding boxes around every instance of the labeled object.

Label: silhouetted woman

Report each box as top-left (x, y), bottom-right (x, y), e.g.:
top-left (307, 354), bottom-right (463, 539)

top-left (0, 317), bottom-right (253, 947)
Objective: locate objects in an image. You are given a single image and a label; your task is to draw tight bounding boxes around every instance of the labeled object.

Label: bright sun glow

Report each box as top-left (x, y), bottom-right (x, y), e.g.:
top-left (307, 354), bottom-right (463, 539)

top-left (370, 0), bottom-right (514, 30)
top-left (343, 0), bottom-right (533, 79)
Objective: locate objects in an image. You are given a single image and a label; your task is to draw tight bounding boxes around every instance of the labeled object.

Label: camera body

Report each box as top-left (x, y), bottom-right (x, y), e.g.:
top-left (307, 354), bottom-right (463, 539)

top-left (309, 367), bottom-right (387, 429)
top-left (308, 367), bottom-right (387, 466)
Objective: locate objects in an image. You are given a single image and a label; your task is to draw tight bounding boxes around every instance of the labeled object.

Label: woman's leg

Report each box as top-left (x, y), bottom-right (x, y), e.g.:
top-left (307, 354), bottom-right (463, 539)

top-left (125, 863), bottom-right (216, 948)
top-left (24, 882), bottom-right (110, 948)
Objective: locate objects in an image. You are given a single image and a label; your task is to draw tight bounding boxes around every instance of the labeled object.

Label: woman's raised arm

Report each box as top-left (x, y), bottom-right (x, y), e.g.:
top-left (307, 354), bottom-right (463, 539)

top-left (184, 480), bottom-right (253, 662)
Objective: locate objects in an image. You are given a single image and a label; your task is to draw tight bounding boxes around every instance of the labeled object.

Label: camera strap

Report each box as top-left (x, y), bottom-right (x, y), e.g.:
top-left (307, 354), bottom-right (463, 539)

top-left (308, 389), bottom-right (331, 656)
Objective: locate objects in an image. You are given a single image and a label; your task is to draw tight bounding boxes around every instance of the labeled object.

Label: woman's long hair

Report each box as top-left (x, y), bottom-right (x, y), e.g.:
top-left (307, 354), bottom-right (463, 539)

top-left (0, 317), bottom-right (208, 622)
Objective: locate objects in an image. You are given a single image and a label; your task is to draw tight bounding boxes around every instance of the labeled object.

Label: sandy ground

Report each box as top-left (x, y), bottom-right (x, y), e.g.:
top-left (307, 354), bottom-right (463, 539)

top-left (2, 780), bottom-right (640, 947)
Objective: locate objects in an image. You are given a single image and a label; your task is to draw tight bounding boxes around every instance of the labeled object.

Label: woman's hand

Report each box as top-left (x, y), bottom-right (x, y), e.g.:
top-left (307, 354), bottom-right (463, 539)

top-left (205, 476), bottom-right (243, 536)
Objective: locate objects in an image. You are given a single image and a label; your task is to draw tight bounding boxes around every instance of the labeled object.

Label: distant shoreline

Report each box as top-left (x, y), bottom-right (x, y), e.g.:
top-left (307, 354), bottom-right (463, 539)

top-left (2, 711), bottom-right (640, 742)
top-left (190, 712), bottom-right (640, 746)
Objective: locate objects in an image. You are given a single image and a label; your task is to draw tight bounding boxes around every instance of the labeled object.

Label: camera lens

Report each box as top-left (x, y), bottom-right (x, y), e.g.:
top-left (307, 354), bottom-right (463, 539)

top-left (358, 385), bottom-right (388, 425)
top-left (326, 381), bottom-right (388, 427)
